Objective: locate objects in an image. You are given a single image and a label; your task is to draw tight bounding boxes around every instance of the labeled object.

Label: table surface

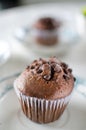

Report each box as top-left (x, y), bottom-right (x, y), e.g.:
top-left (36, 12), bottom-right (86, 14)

top-left (0, 2), bottom-right (86, 79)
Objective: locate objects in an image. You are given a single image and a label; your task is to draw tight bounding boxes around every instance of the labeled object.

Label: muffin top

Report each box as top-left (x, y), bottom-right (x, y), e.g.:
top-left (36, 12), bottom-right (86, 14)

top-left (33, 17), bottom-right (60, 30)
top-left (15, 57), bottom-right (75, 99)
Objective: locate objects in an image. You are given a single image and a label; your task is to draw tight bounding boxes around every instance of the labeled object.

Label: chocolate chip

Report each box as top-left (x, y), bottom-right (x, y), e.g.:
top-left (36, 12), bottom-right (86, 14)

top-left (61, 62), bottom-right (68, 69)
top-left (35, 63), bottom-right (38, 66)
top-left (63, 69), bottom-right (68, 74)
top-left (68, 68), bottom-right (72, 73)
top-left (63, 74), bottom-right (70, 80)
top-left (36, 66), bottom-right (39, 70)
top-left (37, 69), bottom-right (42, 74)
top-left (51, 67), bottom-right (55, 79)
top-left (31, 66), bottom-right (35, 69)
top-left (43, 61), bottom-right (46, 64)
top-left (74, 77), bottom-right (76, 81)
top-left (54, 65), bottom-right (61, 73)
top-left (63, 74), bottom-right (66, 79)
top-left (43, 75), bottom-right (51, 81)
top-left (54, 66), bottom-right (61, 73)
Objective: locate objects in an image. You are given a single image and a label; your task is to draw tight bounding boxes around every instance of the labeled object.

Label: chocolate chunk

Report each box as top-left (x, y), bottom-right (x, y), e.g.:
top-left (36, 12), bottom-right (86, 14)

top-left (63, 74), bottom-right (66, 79)
top-left (31, 66), bottom-right (35, 69)
top-left (63, 74), bottom-right (70, 80)
top-left (42, 64), bottom-right (48, 69)
top-left (63, 69), bottom-right (68, 74)
top-left (43, 61), bottom-right (46, 64)
top-left (68, 68), bottom-right (72, 73)
top-left (35, 63), bottom-right (38, 66)
top-left (27, 58), bottom-right (72, 83)
top-left (74, 77), bottom-right (76, 81)
top-left (50, 58), bottom-right (61, 70)
top-left (61, 62), bottom-right (68, 69)
top-left (37, 69), bottom-right (42, 74)
top-left (43, 75), bottom-right (51, 81)
top-left (36, 66), bottom-right (39, 70)
top-left (51, 67), bottom-right (55, 79)
top-left (54, 65), bottom-right (61, 73)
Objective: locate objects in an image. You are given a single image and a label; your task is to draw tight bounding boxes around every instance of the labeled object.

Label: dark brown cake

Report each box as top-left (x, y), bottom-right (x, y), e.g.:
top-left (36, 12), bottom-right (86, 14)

top-left (32, 17), bottom-right (61, 46)
top-left (14, 57), bottom-right (75, 123)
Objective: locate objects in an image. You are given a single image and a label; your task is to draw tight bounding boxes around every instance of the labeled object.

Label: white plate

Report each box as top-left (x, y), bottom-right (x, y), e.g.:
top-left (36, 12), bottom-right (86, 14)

top-left (0, 40), bottom-right (11, 66)
top-left (0, 74), bottom-right (86, 130)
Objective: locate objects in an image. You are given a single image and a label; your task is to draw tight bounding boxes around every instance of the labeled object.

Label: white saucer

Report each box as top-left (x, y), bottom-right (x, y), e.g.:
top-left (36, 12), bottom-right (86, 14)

top-left (0, 74), bottom-right (86, 130)
top-left (0, 40), bottom-right (11, 65)
top-left (15, 25), bottom-right (79, 58)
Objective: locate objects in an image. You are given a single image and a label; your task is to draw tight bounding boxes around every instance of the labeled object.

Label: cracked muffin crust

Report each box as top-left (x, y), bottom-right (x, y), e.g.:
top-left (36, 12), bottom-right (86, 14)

top-left (15, 57), bottom-right (75, 99)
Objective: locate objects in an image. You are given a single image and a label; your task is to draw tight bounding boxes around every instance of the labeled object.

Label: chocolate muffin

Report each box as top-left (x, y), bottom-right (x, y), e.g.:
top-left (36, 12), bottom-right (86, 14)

top-left (31, 17), bottom-right (61, 46)
top-left (14, 57), bottom-right (75, 123)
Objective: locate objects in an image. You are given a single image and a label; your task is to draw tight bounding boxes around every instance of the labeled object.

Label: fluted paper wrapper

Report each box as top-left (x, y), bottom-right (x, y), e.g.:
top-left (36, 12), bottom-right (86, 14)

top-left (14, 85), bottom-right (71, 123)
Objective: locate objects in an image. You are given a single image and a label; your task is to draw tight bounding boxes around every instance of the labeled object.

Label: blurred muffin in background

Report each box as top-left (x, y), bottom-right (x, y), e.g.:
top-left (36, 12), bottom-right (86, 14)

top-left (31, 17), bottom-right (61, 46)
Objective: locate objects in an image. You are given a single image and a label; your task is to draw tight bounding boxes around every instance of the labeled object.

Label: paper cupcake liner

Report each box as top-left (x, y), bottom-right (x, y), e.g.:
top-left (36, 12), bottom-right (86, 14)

top-left (30, 29), bottom-right (58, 38)
top-left (35, 37), bottom-right (58, 46)
top-left (30, 29), bottom-right (58, 45)
top-left (14, 85), bottom-right (71, 123)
